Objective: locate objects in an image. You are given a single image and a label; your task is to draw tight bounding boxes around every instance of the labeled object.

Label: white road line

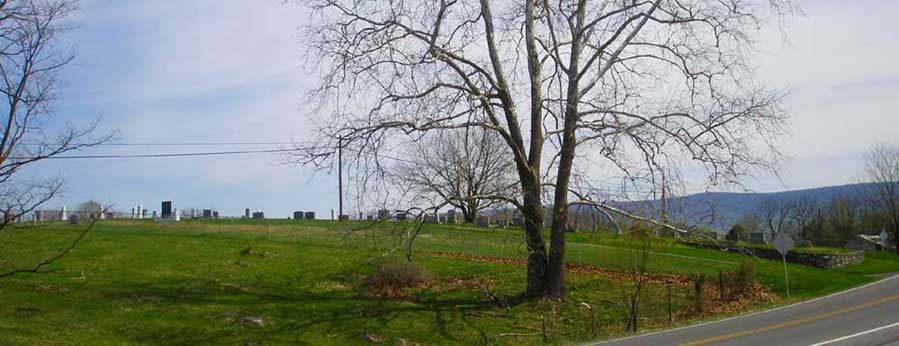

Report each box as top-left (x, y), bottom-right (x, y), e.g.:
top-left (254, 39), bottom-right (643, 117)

top-left (806, 321), bottom-right (899, 346)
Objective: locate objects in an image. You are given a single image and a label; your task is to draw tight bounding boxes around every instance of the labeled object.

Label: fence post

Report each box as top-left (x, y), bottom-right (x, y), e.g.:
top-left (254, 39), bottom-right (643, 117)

top-left (667, 284), bottom-right (672, 324)
top-left (718, 269), bottom-right (724, 301)
top-left (476, 233), bottom-right (480, 256)
top-left (542, 315), bottom-right (548, 345)
top-left (591, 306), bottom-right (598, 338)
top-left (577, 243), bottom-right (582, 265)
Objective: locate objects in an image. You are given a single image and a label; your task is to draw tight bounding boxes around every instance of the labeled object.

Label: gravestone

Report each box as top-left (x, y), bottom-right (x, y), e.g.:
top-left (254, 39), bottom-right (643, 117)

top-left (445, 210), bottom-right (458, 224)
top-left (68, 214), bottom-right (79, 224)
top-left (424, 214), bottom-right (439, 224)
top-left (152, 211), bottom-right (158, 219)
top-left (161, 201), bottom-right (172, 219)
top-left (475, 215), bottom-right (490, 228)
top-left (212, 211), bottom-right (219, 219)
top-left (252, 211), bottom-right (265, 219)
top-left (338, 214), bottom-right (349, 221)
top-left (294, 211), bottom-right (304, 220)
top-left (378, 209), bottom-right (390, 220)
top-left (245, 208), bottom-right (251, 219)
top-left (304, 211), bottom-right (315, 220)
top-left (203, 209), bottom-right (212, 218)
top-left (366, 214), bottom-right (374, 221)
top-left (749, 232), bottom-right (768, 244)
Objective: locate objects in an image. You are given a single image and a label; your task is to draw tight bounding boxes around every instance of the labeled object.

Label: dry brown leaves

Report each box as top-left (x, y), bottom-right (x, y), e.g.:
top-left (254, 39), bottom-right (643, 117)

top-left (427, 251), bottom-right (694, 287)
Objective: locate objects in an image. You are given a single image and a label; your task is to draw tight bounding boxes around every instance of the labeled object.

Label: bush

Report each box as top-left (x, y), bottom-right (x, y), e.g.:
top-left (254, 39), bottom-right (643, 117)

top-left (726, 225), bottom-right (748, 242)
top-left (723, 260), bottom-right (756, 300)
top-left (361, 261), bottom-right (429, 297)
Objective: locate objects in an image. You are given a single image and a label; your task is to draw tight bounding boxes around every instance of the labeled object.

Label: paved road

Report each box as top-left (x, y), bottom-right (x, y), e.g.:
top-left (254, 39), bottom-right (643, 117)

top-left (587, 274), bottom-right (899, 346)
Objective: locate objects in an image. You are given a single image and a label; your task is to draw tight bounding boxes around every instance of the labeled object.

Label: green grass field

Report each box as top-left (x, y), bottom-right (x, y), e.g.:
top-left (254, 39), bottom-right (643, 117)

top-left (1, 219), bottom-right (897, 346)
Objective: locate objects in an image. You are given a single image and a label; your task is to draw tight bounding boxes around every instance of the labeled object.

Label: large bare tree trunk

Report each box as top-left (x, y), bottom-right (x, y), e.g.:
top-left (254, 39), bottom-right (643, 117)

top-left (521, 174), bottom-right (547, 297)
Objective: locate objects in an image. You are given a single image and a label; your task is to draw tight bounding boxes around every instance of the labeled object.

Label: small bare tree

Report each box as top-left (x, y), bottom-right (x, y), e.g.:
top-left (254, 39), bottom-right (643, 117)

top-left (788, 196), bottom-right (818, 241)
top-left (861, 143), bottom-right (899, 254)
top-left (395, 128), bottom-right (516, 223)
top-left (294, 0), bottom-right (795, 298)
top-left (757, 199), bottom-right (792, 240)
top-left (0, 0), bottom-right (112, 277)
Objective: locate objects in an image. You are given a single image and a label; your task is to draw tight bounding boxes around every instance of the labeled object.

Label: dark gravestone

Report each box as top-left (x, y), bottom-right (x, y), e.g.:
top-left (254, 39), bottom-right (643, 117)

top-left (378, 209), bottom-right (390, 220)
top-left (161, 201), bottom-right (173, 219)
top-left (304, 211), bottom-right (315, 220)
top-left (245, 208), bottom-right (251, 219)
top-left (475, 215), bottom-right (490, 228)
top-left (68, 214), bottom-right (79, 224)
top-left (252, 212), bottom-right (265, 219)
top-left (294, 211), bottom-right (304, 220)
top-left (212, 211), bottom-right (219, 219)
top-left (338, 214), bottom-right (349, 221)
top-left (203, 209), bottom-right (213, 218)
top-left (749, 232), bottom-right (768, 244)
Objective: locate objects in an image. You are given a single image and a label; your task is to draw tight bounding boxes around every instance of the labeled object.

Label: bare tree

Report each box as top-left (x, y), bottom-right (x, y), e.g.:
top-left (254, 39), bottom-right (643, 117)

top-left (758, 199), bottom-right (792, 240)
top-left (294, 0), bottom-right (794, 298)
top-left (861, 143), bottom-right (899, 254)
top-left (395, 128), bottom-right (516, 223)
top-left (0, 0), bottom-right (112, 277)
top-left (788, 196), bottom-right (818, 241)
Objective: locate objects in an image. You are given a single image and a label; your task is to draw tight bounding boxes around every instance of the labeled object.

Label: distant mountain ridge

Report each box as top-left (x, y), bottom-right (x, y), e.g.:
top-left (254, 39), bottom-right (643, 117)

top-left (612, 183), bottom-right (875, 230)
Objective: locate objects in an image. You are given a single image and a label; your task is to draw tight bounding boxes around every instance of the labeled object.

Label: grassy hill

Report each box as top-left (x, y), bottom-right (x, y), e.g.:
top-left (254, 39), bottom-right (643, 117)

top-left (1, 219), bottom-right (897, 345)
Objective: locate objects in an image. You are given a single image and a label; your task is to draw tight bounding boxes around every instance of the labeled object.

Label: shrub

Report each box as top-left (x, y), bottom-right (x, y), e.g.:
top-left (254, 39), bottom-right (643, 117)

top-left (726, 225), bottom-right (748, 242)
top-left (722, 260), bottom-right (756, 300)
top-left (361, 261), bottom-right (429, 297)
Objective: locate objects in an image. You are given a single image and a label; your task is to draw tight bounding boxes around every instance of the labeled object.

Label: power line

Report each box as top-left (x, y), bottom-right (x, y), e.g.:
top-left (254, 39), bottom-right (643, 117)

top-left (19, 141), bottom-right (318, 147)
top-left (12, 148), bottom-right (299, 159)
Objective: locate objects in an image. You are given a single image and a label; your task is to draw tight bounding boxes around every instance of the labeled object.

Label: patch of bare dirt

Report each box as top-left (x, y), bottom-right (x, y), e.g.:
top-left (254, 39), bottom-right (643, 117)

top-left (31, 283), bottom-right (68, 293)
top-left (222, 311), bottom-right (269, 327)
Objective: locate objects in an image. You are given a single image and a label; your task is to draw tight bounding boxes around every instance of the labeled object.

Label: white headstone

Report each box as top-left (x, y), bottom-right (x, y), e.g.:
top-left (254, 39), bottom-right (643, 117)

top-left (880, 230), bottom-right (889, 249)
top-left (174, 209), bottom-right (181, 222)
top-left (773, 233), bottom-right (794, 256)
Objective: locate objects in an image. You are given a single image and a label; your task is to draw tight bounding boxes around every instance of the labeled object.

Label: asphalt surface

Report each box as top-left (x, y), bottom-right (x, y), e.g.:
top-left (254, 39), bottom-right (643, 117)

top-left (588, 274), bottom-right (899, 346)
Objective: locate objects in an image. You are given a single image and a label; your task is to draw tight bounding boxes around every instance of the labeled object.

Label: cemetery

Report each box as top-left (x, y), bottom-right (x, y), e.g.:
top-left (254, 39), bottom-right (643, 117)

top-left (2, 217), bottom-right (898, 345)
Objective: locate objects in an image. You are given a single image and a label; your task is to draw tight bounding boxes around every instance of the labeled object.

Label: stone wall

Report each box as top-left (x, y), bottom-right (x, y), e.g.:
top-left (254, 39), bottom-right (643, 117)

top-left (681, 241), bottom-right (865, 269)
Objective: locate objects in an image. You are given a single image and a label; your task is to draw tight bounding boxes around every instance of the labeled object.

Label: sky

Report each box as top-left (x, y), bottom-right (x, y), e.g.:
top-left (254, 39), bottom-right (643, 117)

top-left (31, 0), bottom-right (899, 218)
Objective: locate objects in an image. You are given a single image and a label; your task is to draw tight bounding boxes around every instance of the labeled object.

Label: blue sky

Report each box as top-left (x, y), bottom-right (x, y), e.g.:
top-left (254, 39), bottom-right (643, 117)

top-left (32, 0), bottom-right (899, 217)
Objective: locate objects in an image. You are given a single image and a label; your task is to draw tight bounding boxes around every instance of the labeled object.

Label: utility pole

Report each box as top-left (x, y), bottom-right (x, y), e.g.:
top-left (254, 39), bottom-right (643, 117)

top-left (338, 136), bottom-right (344, 221)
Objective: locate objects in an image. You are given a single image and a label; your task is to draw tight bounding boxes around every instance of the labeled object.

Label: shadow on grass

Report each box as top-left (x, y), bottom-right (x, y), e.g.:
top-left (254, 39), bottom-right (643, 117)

top-left (102, 278), bottom-right (501, 345)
